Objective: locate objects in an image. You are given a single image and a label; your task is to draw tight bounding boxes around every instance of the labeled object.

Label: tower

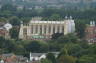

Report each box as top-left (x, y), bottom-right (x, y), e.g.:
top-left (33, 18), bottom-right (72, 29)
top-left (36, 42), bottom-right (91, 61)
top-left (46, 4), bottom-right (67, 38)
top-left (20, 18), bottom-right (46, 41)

top-left (19, 21), bottom-right (24, 39)
top-left (90, 21), bottom-right (95, 26)
top-left (64, 16), bottom-right (75, 35)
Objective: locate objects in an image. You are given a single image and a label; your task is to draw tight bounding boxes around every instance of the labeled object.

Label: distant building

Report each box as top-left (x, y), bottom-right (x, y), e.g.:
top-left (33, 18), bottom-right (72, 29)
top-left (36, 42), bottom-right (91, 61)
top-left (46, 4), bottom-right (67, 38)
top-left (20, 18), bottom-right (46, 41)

top-left (30, 53), bottom-right (46, 61)
top-left (19, 16), bottom-right (75, 40)
top-left (17, 5), bottom-right (24, 10)
top-left (0, 53), bottom-right (28, 63)
top-left (0, 60), bottom-right (4, 63)
top-left (85, 21), bottom-right (96, 44)
top-left (30, 52), bottom-right (59, 61)
top-left (0, 28), bottom-right (9, 38)
top-left (0, 22), bottom-right (12, 39)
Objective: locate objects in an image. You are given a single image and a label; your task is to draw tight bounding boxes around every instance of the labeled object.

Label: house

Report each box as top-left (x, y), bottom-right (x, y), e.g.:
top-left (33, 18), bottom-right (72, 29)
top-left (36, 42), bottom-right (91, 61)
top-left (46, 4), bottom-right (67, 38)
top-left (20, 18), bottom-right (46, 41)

top-left (0, 28), bottom-right (9, 38)
top-left (1, 53), bottom-right (17, 63)
top-left (16, 55), bottom-right (28, 63)
top-left (0, 22), bottom-right (12, 39)
top-left (0, 53), bottom-right (28, 63)
top-left (30, 52), bottom-right (59, 61)
top-left (30, 53), bottom-right (46, 61)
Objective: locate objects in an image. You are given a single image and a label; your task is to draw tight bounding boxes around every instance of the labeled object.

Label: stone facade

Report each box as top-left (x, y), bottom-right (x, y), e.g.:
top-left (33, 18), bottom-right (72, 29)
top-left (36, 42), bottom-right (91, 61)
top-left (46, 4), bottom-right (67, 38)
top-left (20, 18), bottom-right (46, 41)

top-left (19, 17), bottom-right (75, 40)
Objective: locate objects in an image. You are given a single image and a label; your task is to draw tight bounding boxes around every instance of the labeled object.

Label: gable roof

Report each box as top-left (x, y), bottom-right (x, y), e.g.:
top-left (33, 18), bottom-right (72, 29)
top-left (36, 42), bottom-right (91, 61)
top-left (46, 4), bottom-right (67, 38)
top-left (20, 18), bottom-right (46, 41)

top-left (30, 53), bottom-right (46, 57)
top-left (2, 53), bottom-right (14, 57)
top-left (30, 52), bottom-right (60, 57)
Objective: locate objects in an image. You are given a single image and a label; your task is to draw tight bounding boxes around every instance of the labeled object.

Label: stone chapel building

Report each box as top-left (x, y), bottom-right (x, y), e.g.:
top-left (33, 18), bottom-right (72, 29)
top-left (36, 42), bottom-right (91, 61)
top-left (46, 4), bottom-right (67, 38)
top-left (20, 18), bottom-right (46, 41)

top-left (19, 16), bottom-right (75, 40)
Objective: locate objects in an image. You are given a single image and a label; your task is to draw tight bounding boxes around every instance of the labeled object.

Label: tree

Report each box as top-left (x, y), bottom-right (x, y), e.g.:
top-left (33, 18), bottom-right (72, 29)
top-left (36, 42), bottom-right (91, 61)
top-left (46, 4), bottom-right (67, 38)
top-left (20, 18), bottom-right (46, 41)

top-left (78, 55), bottom-right (96, 63)
top-left (58, 48), bottom-right (77, 63)
top-left (52, 33), bottom-right (64, 39)
top-left (10, 27), bottom-right (19, 39)
top-left (41, 59), bottom-right (52, 63)
top-left (25, 40), bottom-right (48, 52)
top-left (63, 43), bottom-right (83, 57)
top-left (9, 16), bottom-right (20, 26)
top-left (49, 14), bottom-right (62, 21)
top-left (75, 19), bottom-right (89, 38)
top-left (0, 17), bottom-right (7, 23)
top-left (58, 55), bottom-right (77, 63)
top-left (0, 37), bottom-right (17, 53)
top-left (1, 4), bottom-right (17, 11)
top-left (57, 44), bottom-right (80, 63)
top-left (46, 53), bottom-right (56, 63)
top-left (21, 17), bottom-right (31, 24)
top-left (87, 44), bottom-right (96, 55)
top-left (14, 44), bottom-right (26, 55)
top-left (58, 48), bottom-right (68, 59)
top-left (57, 33), bottom-right (78, 43)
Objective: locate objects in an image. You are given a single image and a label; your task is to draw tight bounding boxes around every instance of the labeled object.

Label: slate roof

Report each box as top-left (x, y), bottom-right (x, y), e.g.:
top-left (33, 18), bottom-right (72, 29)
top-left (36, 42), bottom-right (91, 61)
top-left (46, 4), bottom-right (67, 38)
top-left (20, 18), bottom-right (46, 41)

top-left (30, 52), bottom-right (59, 57)
top-left (2, 53), bottom-right (14, 57)
top-left (30, 53), bottom-right (46, 57)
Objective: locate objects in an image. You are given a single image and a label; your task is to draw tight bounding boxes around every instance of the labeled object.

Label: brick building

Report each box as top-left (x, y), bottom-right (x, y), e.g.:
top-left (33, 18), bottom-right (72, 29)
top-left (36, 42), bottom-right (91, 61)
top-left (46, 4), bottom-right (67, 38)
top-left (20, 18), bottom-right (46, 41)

top-left (0, 53), bottom-right (28, 63)
top-left (85, 21), bottom-right (96, 44)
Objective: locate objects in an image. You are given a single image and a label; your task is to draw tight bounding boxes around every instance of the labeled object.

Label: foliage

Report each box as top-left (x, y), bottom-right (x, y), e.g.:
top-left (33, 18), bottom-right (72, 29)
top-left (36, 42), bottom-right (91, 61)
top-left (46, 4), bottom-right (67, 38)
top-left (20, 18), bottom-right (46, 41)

top-left (63, 43), bottom-right (83, 57)
top-left (46, 53), bottom-right (56, 63)
top-left (52, 33), bottom-right (64, 39)
top-left (58, 48), bottom-right (77, 63)
top-left (1, 4), bottom-right (17, 11)
top-left (77, 55), bottom-right (96, 63)
top-left (56, 33), bottom-right (79, 43)
top-left (49, 14), bottom-right (62, 21)
top-left (41, 59), bottom-right (52, 63)
top-left (75, 19), bottom-right (89, 38)
top-left (9, 27), bottom-right (19, 39)
top-left (25, 40), bottom-right (48, 53)
top-left (0, 37), bottom-right (17, 53)
top-left (58, 55), bottom-right (77, 63)
top-left (0, 35), bottom-right (96, 63)
top-left (0, 17), bottom-right (7, 23)
top-left (9, 16), bottom-right (21, 26)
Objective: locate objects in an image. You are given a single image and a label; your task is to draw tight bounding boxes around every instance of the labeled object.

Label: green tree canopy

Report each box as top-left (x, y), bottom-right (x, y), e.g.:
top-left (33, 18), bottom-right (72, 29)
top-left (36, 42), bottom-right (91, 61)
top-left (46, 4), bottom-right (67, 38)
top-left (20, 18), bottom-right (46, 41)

top-left (41, 59), bottom-right (52, 63)
top-left (49, 14), bottom-right (62, 21)
top-left (46, 53), bottom-right (56, 63)
top-left (52, 33), bottom-right (64, 40)
top-left (56, 33), bottom-right (78, 43)
top-left (9, 16), bottom-right (21, 26)
top-left (25, 40), bottom-right (48, 52)
top-left (9, 27), bottom-right (19, 39)
top-left (78, 55), bottom-right (96, 63)
top-left (1, 4), bottom-right (17, 11)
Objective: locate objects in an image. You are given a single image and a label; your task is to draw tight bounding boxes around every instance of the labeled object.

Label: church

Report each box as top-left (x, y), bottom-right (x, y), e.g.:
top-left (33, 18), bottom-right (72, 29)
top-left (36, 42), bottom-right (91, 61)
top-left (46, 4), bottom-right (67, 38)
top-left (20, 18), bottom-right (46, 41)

top-left (19, 16), bottom-right (75, 40)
